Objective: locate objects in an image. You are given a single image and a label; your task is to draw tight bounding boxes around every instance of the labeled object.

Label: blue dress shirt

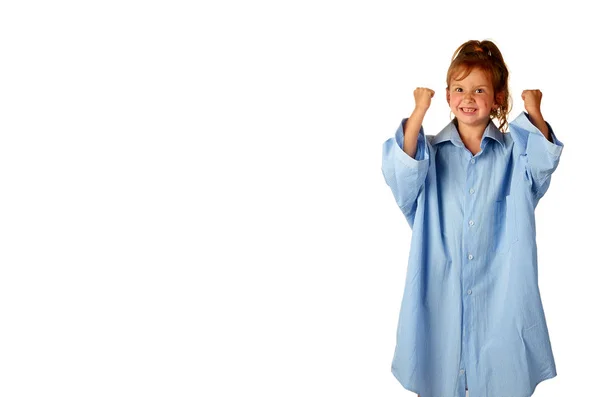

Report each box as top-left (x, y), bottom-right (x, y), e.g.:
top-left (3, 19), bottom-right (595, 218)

top-left (381, 112), bottom-right (564, 397)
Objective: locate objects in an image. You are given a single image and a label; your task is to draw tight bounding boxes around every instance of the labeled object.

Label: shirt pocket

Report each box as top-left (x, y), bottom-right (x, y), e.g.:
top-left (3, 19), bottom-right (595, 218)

top-left (493, 195), bottom-right (519, 254)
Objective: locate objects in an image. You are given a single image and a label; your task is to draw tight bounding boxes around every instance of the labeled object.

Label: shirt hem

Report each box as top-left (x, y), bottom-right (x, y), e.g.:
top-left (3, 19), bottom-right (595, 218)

top-left (391, 366), bottom-right (420, 395)
top-left (527, 368), bottom-right (557, 397)
top-left (391, 366), bottom-right (556, 397)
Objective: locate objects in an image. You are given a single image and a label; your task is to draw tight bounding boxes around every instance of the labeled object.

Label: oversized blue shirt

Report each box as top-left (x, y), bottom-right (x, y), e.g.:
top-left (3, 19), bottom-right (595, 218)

top-left (381, 112), bottom-right (563, 397)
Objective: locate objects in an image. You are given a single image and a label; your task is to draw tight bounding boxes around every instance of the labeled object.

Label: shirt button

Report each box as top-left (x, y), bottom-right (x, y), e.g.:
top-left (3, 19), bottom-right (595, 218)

top-left (470, 159), bottom-right (475, 164)
top-left (467, 289), bottom-right (472, 295)
top-left (469, 188), bottom-right (475, 194)
top-left (468, 254), bottom-right (474, 260)
top-left (469, 220), bottom-right (474, 226)
top-left (460, 369), bottom-right (465, 375)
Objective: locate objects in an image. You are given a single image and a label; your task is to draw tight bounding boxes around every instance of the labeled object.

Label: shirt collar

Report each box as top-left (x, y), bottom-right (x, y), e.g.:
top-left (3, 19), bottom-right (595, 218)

top-left (431, 119), bottom-right (506, 148)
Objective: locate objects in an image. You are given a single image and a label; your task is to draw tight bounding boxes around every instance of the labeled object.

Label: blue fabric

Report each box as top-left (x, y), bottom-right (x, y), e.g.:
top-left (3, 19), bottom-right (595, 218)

top-left (381, 112), bottom-right (563, 397)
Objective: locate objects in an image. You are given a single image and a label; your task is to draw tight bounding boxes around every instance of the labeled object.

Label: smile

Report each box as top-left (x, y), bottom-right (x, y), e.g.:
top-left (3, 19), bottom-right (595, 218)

top-left (460, 107), bottom-right (477, 113)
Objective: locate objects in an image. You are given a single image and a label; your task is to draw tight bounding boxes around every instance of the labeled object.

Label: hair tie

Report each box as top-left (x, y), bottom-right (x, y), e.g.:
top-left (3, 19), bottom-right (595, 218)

top-left (473, 46), bottom-right (492, 57)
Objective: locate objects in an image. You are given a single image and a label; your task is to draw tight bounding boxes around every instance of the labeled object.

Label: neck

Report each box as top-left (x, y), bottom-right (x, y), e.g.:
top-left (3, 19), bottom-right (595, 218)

top-left (454, 119), bottom-right (489, 143)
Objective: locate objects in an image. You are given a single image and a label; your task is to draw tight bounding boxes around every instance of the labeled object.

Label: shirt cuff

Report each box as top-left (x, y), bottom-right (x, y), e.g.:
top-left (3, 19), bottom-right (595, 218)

top-left (393, 117), bottom-right (429, 167)
top-left (510, 111), bottom-right (564, 157)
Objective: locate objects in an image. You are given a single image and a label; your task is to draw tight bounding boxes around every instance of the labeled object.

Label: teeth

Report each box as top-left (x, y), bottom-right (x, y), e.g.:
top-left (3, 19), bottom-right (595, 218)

top-left (462, 108), bottom-right (476, 113)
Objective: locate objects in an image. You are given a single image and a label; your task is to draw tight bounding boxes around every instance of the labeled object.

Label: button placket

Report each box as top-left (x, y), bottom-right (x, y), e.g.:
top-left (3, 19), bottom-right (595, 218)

top-left (460, 156), bottom-right (477, 386)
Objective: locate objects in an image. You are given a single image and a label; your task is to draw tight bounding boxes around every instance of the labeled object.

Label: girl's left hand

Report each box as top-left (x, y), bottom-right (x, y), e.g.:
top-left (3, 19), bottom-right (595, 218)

top-left (521, 89), bottom-right (543, 115)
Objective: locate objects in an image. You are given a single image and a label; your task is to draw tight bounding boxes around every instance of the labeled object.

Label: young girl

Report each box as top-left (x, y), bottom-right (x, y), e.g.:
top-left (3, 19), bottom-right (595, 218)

top-left (381, 40), bottom-right (563, 397)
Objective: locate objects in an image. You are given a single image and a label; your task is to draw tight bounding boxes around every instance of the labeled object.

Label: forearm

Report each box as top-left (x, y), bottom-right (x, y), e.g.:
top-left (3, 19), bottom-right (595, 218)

top-left (403, 107), bottom-right (427, 158)
top-left (526, 111), bottom-right (552, 142)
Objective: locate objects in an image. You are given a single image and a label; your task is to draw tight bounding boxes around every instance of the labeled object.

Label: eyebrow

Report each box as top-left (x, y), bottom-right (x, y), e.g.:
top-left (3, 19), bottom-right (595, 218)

top-left (451, 83), bottom-right (491, 88)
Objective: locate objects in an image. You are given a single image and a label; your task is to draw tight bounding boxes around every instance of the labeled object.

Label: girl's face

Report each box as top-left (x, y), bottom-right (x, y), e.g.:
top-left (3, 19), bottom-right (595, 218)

top-left (446, 67), bottom-right (499, 131)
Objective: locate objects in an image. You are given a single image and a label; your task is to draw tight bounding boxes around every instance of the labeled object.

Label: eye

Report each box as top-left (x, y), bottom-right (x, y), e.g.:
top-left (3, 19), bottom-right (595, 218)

top-left (454, 87), bottom-right (463, 92)
top-left (476, 88), bottom-right (484, 93)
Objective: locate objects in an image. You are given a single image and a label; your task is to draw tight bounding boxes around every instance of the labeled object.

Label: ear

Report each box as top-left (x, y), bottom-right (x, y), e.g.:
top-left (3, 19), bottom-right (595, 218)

top-left (494, 91), bottom-right (506, 109)
top-left (446, 88), bottom-right (450, 105)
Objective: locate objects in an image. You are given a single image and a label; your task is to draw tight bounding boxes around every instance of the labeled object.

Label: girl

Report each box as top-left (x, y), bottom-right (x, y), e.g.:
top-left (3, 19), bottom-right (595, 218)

top-left (381, 40), bottom-right (563, 397)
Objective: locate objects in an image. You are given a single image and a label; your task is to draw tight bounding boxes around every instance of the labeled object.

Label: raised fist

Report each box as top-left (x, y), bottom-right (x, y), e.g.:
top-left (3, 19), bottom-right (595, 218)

top-left (521, 89), bottom-right (543, 115)
top-left (414, 87), bottom-right (435, 111)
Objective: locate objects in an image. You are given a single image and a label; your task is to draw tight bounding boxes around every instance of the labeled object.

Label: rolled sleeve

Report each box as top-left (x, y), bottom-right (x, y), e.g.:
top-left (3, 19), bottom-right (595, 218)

top-left (381, 118), bottom-right (430, 223)
top-left (509, 111), bottom-right (564, 201)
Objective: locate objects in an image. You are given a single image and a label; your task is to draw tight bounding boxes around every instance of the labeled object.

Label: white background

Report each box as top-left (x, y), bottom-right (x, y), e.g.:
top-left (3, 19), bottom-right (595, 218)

top-left (0, 1), bottom-right (595, 396)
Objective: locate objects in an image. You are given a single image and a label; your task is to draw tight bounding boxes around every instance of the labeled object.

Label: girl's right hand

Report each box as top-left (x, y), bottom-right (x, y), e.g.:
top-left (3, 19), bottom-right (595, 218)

top-left (414, 87), bottom-right (435, 111)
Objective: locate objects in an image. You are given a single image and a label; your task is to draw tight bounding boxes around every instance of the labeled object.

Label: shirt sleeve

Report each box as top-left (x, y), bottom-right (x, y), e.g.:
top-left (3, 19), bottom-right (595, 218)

top-left (509, 111), bottom-right (564, 202)
top-left (381, 118), bottom-right (430, 224)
